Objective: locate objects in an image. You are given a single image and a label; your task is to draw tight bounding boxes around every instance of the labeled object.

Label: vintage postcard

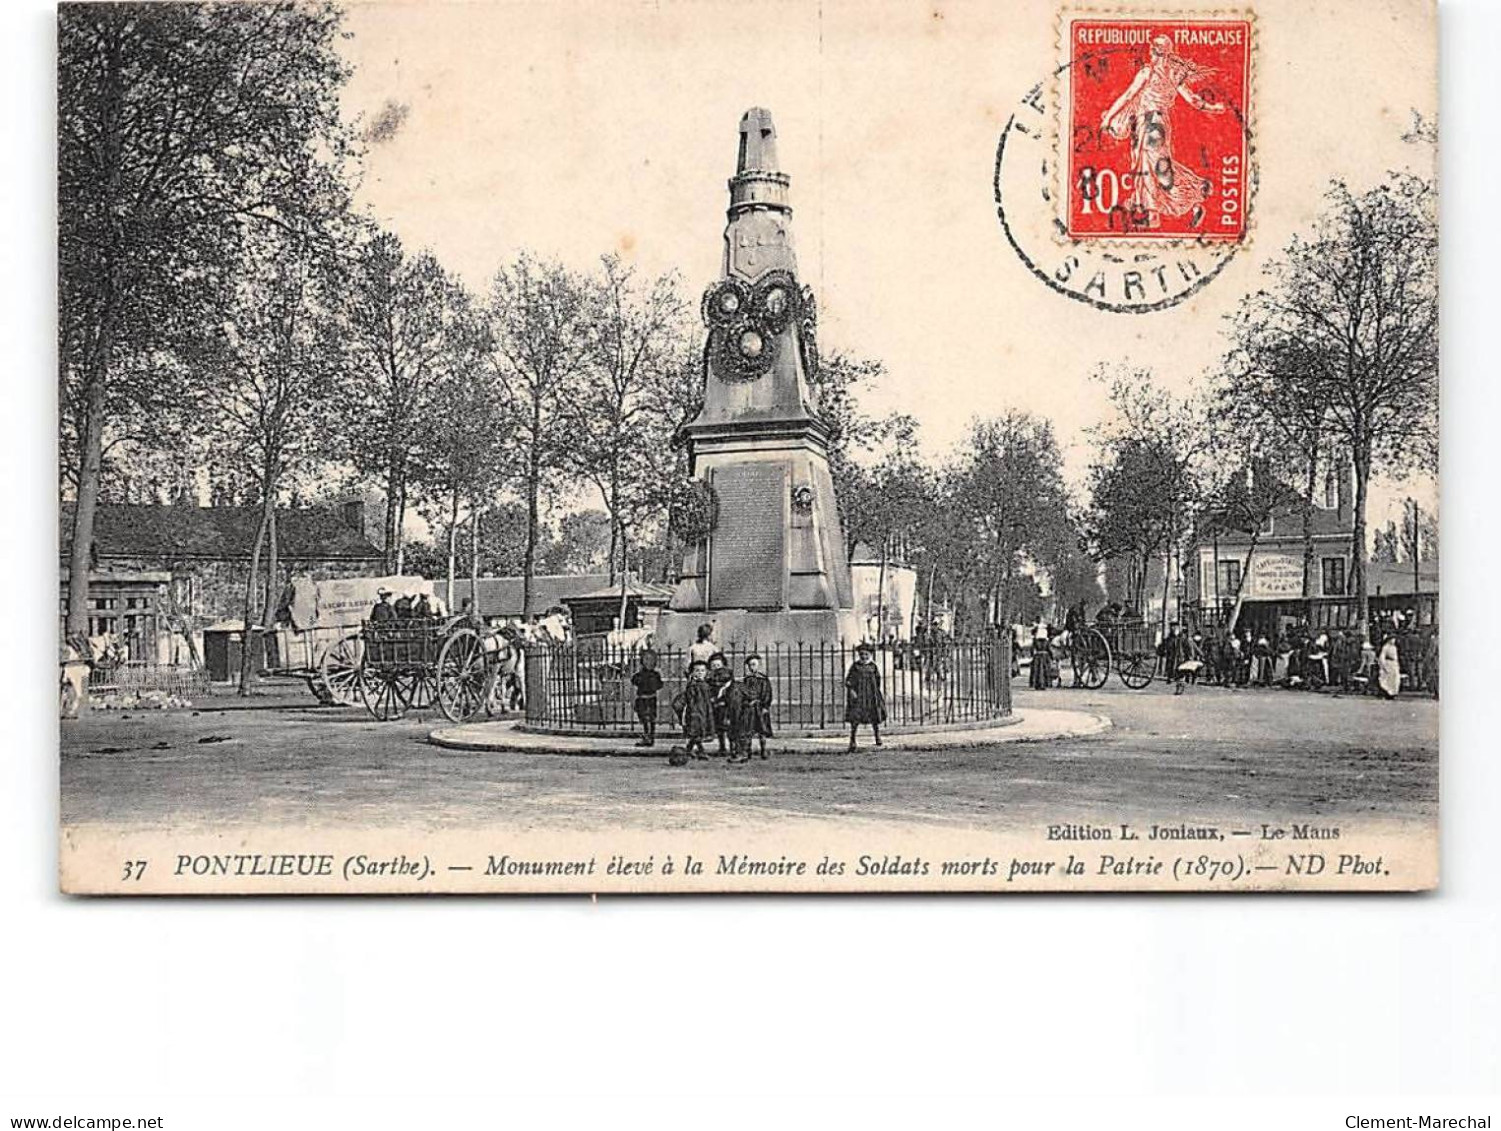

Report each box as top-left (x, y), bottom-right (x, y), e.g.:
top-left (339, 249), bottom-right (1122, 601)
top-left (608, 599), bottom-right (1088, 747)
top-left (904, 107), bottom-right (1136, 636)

top-left (57, 0), bottom-right (1438, 894)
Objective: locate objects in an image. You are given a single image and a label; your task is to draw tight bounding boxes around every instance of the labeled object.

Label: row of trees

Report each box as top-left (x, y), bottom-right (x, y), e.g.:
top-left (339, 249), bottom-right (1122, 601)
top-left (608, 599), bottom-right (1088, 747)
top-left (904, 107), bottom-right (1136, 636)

top-left (60, 3), bottom-right (1435, 676)
top-left (1078, 175), bottom-right (1438, 639)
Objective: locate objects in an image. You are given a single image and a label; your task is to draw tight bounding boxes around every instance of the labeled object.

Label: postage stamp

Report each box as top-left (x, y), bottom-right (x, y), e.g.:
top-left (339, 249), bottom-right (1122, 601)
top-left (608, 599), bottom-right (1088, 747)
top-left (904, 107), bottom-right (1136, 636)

top-left (1064, 17), bottom-right (1252, 242)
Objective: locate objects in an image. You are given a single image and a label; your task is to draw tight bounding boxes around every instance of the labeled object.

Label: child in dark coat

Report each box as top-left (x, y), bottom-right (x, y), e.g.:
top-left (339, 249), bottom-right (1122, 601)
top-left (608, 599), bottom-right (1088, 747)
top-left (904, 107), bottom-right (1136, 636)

top-left (845, 643), bottom-right (887, 752)
top-left (707, 652), bottom-right (732, 756)
top-left (630, 649), bottom-right (664, 747)
top-left (670, 661), bottom-right (715, 765)
top-left (741, 654), bottom-right (774, 760)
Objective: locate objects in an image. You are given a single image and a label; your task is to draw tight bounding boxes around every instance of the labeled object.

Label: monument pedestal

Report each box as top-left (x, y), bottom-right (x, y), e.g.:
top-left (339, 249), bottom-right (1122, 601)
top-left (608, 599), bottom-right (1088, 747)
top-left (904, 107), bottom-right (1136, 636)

top-left (656, 108), bottom-right (858, 654)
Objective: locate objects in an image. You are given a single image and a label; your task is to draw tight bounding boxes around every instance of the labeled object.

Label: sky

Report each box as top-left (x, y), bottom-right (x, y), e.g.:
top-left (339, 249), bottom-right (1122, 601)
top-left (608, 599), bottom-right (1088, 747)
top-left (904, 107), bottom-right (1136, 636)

top-left (333, 0), bottom-right (1439, 532)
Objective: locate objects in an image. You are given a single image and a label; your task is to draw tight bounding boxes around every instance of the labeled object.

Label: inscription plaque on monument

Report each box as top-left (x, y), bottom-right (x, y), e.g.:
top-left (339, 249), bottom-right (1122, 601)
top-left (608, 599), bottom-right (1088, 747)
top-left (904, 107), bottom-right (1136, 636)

top-left (709, 463), bottom-right (787, 609)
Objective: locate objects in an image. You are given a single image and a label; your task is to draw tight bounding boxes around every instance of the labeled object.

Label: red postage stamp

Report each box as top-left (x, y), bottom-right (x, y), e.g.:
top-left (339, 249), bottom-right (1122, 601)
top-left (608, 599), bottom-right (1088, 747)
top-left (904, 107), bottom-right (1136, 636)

top-left (1065, 17), bottom-right (1251, 241)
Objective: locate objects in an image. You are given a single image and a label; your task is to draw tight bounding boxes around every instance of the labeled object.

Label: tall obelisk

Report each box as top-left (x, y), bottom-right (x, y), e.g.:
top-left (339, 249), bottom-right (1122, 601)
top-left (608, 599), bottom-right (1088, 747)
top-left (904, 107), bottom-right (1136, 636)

top-left (656, 108), bottom-right (857, 651)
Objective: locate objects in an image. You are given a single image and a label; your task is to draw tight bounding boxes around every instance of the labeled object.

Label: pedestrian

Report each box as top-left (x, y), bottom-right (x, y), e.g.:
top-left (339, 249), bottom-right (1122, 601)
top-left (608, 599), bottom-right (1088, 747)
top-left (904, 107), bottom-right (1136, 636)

top-left (688, 623), bottom-right (718, 667)
top-left (1377, 634), bottom-right (1402, 700)
top-left (845, 642), bottom-right (886, 752)
top-left (394, 592), bottom-right (416, 619)
top-left (707, 652), bottom-right (732, 756)
top-left (371, 587), bottom-right (396, 624)
top-left (1252, 632), bottom-right (1272, 686)
top-left (1165, 624), bottom-right (1195, 695)
top-left (724, 670), bottom-right (756, 764)
top-left (630, 648), bottom-right (664, 748)
top-left (413, 592), bottom-right (433, 618)
top-left (1030, 622), bottom-right (1052, 691)
top-left (741, 654), bottom-right (774, 759)
top-left (1423, 627), bottom-right (1439, 697)
top-left (670, 660), bottom-right (715, 764)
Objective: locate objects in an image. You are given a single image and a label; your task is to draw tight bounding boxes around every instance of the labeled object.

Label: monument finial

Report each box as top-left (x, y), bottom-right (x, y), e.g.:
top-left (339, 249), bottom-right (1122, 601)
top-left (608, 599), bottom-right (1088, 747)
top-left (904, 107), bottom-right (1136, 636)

top-left (737, 108), bottom-right (780, 173)
top-left (728, 107), bottom-right (790, 217)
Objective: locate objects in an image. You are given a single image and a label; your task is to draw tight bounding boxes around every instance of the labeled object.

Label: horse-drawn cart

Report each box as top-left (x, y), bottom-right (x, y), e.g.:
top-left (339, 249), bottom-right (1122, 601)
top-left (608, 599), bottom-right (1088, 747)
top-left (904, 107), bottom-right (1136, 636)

top-left (1063, 618), bottom-right (1158, 690)
top-left (356, 616), bottom-right (519, 723)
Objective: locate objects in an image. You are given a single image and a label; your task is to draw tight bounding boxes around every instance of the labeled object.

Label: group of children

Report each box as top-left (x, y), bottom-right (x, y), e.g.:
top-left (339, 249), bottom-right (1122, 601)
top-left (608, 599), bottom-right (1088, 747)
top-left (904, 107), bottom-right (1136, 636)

top-left (628, 629), bottom-right (889, 766)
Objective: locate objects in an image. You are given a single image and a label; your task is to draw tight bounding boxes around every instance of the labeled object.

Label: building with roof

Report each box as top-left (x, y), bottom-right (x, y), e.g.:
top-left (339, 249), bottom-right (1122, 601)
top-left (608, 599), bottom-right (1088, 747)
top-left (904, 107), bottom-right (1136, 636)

top-left (437, 574), bottom-right (675, 635)
top-left (60, 501), bottom-right (383, 662)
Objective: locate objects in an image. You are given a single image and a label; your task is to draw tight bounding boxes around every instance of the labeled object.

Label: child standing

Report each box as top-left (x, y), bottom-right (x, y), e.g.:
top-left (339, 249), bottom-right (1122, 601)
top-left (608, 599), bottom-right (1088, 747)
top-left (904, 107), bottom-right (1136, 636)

top-left (741, 654), bottom-right (774, 760)
top-left (630, 649), bottom-right (664, 748)
top-left (707, 652), bottom-right (732, 756)
top-left (670, 661), bottom-right (715, 765)
top-left (845, 643), bottom-right (887, 752)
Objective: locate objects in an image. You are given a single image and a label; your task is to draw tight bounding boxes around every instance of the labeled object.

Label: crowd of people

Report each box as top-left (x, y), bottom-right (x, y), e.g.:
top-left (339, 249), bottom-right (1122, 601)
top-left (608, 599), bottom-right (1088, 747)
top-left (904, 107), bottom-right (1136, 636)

top-left (1029, 601), bottom-right (1438, 700)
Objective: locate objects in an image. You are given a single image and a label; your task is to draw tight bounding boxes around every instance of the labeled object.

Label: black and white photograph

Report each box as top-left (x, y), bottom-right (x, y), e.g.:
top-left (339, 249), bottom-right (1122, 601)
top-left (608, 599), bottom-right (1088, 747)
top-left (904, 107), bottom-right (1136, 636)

top-left (53, 0), bottom-right (1438, 893)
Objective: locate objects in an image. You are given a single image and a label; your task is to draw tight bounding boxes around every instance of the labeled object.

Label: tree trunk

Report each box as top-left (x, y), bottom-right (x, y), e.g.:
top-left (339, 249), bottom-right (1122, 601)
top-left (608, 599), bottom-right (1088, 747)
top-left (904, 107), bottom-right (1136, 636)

top-left (66, 357), bottom-right (107, 642)
top-left (394, 474), bottom-right (408, 575)
top-left (470, 501), bottom-right (483, 616)
top-left (259, 505), bottom-right (279, 659)
top-left (617, 525), bottom-right (631, 630)
top-left (447, 484), bottom-right (460, 603)
top-left (523, 438), bottom-right (541, 619)
top-left (1300, 451), bottom-right (1319, 620)
top-left (383, 462), bottom-right (400, 574)
top-left (1352, 444), bottom-right (1372, 642)
top-left (238, 496), bottom-right (274, 696)
top-left (875, 537), bottom-right (889, 643)
top-left (1225, 529), bottom-right (1264, 637)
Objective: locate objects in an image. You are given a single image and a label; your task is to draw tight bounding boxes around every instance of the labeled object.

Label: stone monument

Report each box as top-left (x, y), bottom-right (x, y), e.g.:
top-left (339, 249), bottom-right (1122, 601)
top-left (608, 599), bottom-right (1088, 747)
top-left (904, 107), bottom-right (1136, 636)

top-left (655, 108), bottom-right (858, 651)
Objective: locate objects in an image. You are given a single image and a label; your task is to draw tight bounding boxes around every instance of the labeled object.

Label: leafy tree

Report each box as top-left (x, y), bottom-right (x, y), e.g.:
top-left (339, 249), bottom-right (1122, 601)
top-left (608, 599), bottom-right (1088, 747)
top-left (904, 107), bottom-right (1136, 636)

top-left (334, 230), bottom-right (482, 574)
top-left (1084, 369), bottom-right (1211, 630)
top-left (1228, 175), bottom-right (1438, 638)
top-left (566, 256), bottom-right (694, 612)
top-left (486, 254), bottom-right (593, 616)
top-left (957, 412), bottom-right (1071, 629)
top-left (199, 221), bottom-right (347, 691)
top-left (58, 0), bottom-right (353, 640)
top-left (808, 350), bottom-right (917, 555)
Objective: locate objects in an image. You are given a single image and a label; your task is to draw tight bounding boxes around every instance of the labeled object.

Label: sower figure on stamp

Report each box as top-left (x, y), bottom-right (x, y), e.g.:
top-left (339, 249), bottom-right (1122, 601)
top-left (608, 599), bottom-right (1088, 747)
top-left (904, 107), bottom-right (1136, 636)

top-left (741, 654), bottom-right (774, 760)
top-left (1099, 34), bottom-right (1226, 231)
top-left (845, 642), bottom-right (887, 752)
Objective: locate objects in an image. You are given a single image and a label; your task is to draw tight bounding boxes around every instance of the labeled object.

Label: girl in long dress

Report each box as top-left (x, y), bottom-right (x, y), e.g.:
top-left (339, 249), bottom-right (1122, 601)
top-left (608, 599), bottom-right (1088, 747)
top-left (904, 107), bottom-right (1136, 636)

top-left (1377, 635), bottom-right (1403, 700)
top-left (845, 643), bottom-right (887, 752)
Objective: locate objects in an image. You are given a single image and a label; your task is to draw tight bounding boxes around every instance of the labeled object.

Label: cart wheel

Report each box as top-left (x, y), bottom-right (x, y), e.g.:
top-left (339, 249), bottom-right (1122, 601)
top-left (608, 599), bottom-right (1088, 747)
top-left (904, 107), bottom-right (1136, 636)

top-left (1117, 649), bottom-right (1156, 689)
top-left (318, 634), bottom-right (365, 706)
top-left (404, 670), bottom-right (439, 712)
top-left (437, 628), bottom-right (489, 723)
top-left (1072, 629), bottom-right (1112, 690)
top-left (361, 667), bottom-right (409, 721)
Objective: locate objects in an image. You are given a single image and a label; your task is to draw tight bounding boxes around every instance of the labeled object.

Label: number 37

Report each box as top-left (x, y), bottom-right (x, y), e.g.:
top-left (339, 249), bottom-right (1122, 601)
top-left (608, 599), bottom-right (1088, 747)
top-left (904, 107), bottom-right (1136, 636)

top-left (121, 859), bottom-right (147, 881)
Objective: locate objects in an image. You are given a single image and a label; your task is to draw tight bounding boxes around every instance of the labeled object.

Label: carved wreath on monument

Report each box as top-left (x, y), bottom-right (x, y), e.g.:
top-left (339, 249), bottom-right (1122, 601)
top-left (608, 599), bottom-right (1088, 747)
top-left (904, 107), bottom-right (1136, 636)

top-left (702, 270), bottom-right (808, 383)
top-left (668, 477), bottom-right (719, 543)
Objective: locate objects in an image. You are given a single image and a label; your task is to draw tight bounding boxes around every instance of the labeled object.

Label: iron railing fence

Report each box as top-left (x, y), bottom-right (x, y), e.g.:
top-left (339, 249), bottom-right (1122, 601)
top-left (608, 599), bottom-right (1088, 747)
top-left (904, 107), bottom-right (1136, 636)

top-left (524, 639), bottom-right (1011, 735)
top-left (90, 660), bottom-right (211, 697)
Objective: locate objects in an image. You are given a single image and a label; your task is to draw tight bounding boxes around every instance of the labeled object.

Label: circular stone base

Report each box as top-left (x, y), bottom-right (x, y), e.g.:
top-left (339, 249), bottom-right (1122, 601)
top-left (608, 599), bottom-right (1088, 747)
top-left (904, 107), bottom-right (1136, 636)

top-left (428, 709), bottom-right (1110, 757)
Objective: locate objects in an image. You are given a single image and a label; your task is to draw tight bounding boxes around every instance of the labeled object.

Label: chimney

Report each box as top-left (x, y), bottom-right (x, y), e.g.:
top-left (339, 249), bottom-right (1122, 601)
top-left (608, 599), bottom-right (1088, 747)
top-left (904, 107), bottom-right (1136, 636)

top-left (341, 500), bottom-right (365, 534)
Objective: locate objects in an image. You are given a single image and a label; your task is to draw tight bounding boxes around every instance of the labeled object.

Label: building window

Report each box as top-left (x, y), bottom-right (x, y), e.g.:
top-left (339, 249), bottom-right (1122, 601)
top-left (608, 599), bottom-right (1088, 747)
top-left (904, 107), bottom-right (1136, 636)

top-left (1216, 560), bottom-right (1242, 595)
top-left (1321, 557), bottom-right (1346, 597)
